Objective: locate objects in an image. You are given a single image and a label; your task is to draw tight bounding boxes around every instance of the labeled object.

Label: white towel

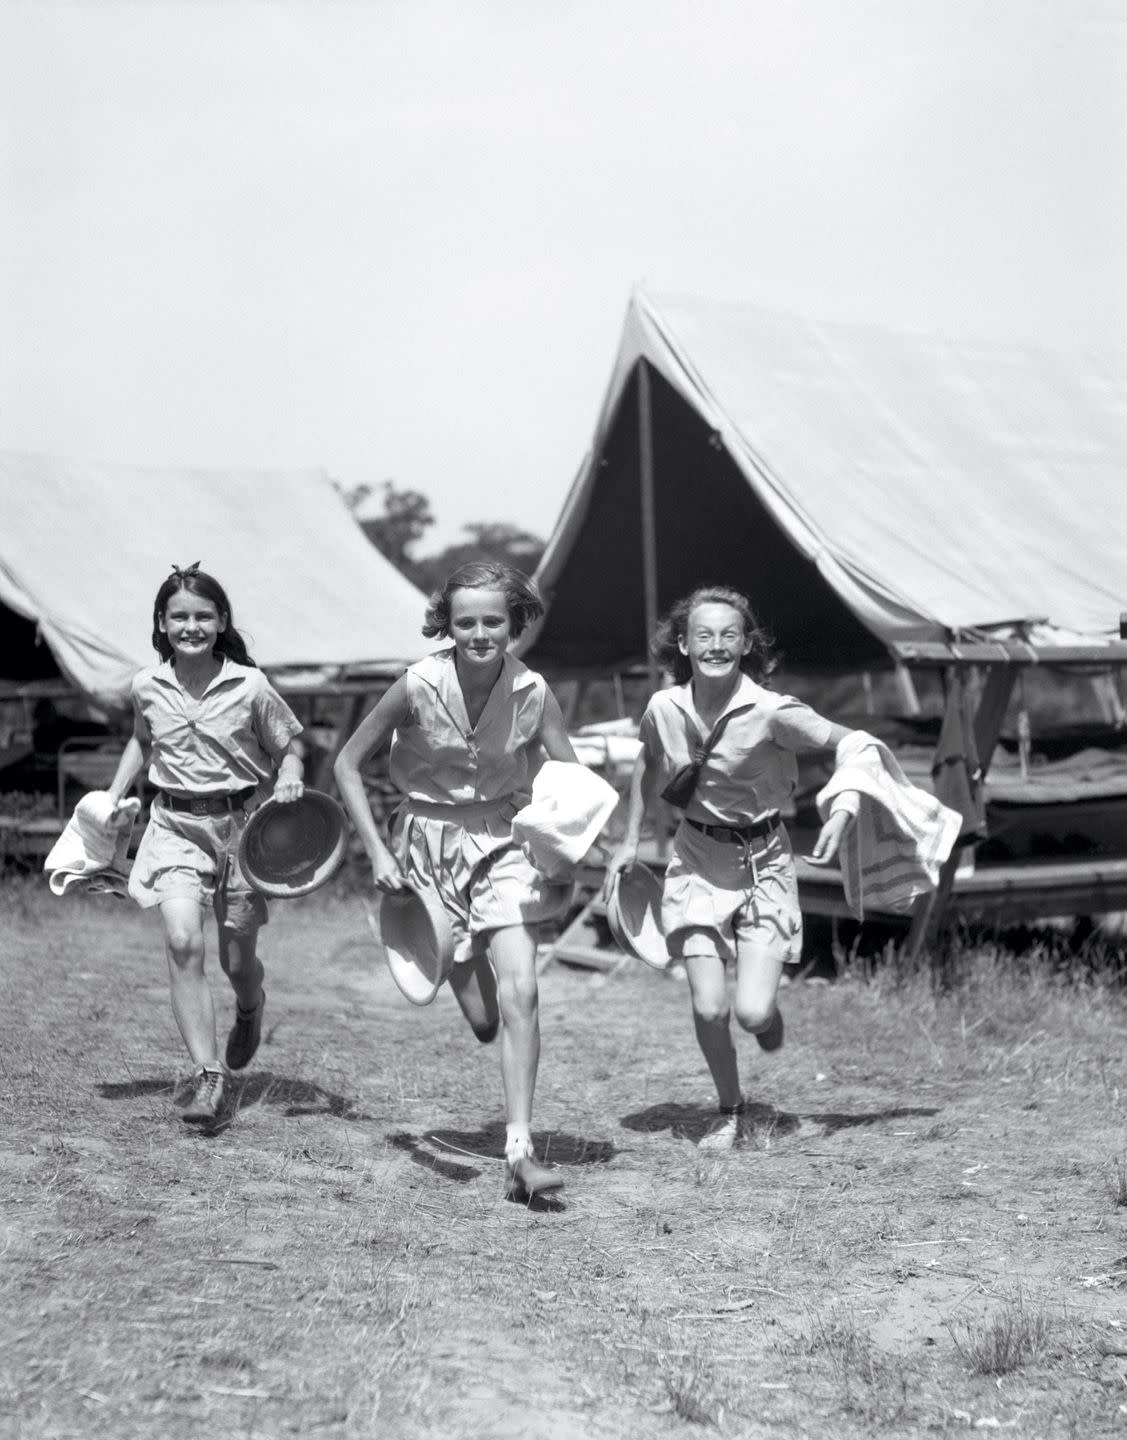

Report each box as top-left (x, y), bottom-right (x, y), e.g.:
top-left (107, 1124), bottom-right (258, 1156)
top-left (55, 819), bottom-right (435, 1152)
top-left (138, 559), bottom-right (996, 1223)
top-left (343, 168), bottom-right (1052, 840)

top-left (511, 761), bottom-right (620, 881)
top-left (816, 732), bottom-right (962, 919)
top-left (44, 791), bottom-right (141, 898)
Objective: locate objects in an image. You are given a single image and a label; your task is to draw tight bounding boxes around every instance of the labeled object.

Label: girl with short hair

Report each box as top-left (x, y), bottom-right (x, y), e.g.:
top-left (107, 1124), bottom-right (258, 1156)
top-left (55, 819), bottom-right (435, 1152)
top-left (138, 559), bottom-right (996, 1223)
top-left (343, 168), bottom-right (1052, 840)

top-left (334, 562), bottom-right (579, 1199)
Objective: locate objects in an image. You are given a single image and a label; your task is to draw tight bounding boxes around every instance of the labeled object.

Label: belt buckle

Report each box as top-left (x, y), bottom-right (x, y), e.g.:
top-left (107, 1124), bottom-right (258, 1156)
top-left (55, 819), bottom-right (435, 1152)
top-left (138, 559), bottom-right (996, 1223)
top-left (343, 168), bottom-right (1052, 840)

top-left (189, 797), bottom-right (210, 816)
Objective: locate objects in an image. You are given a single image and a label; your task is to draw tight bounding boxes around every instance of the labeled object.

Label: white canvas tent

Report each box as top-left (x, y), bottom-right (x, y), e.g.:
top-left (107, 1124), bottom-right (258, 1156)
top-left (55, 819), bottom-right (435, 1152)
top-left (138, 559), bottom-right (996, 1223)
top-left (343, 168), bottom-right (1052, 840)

top-left (528, 290), bottom-right (1127, 672)
top-left (0, 453), bottom-right (428, 709)
top-left (526, 291), bottom-right (1127, 941)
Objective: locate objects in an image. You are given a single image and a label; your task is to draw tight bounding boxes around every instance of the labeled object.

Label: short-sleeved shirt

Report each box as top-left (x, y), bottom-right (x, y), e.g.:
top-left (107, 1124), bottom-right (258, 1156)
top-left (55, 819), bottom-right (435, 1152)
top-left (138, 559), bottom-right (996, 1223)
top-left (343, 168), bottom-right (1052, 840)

top-left (639, 673), bottom-right (835, 825)
top-left (389, 649), bottom-right (547, 805)
top-left (131, 659), bottom-right (303, 795)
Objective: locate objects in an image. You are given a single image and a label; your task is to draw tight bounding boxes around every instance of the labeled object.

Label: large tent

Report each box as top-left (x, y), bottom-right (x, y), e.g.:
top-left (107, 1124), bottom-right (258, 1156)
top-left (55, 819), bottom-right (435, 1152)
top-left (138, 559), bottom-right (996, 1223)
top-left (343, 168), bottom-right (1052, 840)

top-left (526, 290), bottom-right (1127, 673)
top-left (0, 453), bottom-right (428, 710)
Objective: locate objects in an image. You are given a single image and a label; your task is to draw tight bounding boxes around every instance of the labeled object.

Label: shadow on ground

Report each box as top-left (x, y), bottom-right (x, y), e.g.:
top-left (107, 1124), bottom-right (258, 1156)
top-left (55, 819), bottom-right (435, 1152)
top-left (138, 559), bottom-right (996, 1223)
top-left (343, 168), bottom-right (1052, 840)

top-left (97, 1071), bottom-right (371, 1121)
top-left (424, 1121), bottom-right (617, 1168)
top-left (388, 1130), bottom-right (481, 1183)
top-left (620, 1100), bottom-right (940, 1144)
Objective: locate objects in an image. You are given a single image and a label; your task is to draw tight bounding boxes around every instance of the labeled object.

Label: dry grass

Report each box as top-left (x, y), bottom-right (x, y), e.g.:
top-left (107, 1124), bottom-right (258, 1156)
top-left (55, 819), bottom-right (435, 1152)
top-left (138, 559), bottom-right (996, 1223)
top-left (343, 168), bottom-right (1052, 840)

top-left (4, 875), bottom-right (1127, 1437)
top-left (946, 1289), bottom-right (1056, 1376)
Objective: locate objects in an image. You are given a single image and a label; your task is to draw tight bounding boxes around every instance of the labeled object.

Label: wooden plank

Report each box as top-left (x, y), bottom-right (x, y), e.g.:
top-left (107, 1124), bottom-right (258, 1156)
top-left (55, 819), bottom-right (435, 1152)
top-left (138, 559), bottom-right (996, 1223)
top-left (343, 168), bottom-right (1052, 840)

top-left (549, 894), bottom-right (630, 972)
top-left (798, 855), bottom-right (1127, 927)
top-left (893, 640), bottom-right (1127, 667)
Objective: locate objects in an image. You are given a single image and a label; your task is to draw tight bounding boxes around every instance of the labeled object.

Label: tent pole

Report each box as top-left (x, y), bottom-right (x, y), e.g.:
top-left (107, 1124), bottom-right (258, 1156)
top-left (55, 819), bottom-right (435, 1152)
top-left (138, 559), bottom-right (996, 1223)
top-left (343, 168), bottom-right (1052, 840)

top-left (638, 361), bottom-right (660, 692)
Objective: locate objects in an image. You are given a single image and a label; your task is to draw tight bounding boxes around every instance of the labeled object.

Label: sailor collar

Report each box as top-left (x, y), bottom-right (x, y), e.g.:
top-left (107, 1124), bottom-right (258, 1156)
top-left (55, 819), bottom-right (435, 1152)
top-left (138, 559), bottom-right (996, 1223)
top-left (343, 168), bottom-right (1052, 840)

top-left (667, 672), bottom-right (768, 722)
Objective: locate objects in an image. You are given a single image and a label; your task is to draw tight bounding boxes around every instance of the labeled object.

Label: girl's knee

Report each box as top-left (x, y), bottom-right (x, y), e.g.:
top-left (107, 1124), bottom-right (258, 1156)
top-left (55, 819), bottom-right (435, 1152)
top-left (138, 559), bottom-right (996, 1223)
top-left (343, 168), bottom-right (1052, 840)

top-left (692, 996), bottom-right (731, 1028)
top-left (734, 999), bottom-right (774, 1034)
top-left (497, 974), bottom-right (539, 1022)
top-left (165, 929), bottom-right (205, 967)
top-left (470, 1017), bottom-right (500, 1045)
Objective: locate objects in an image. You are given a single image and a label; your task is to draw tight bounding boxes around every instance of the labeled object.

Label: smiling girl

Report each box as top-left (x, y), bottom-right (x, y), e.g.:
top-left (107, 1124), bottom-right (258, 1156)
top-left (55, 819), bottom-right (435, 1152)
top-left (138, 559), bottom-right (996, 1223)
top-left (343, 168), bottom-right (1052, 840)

top-left (608, 586), bottom-right (859, 1150)
top-left (334, 562), bottom-right (579, 1199)
top-left (106, 565), bottom-right (304, 1126)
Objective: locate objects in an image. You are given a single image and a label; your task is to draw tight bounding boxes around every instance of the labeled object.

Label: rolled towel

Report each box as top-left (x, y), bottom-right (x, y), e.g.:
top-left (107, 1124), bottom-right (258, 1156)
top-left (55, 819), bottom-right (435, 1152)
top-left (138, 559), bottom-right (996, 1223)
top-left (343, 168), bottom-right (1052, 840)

top-left (511, 761), bottom-right (620, 881)
top-left (44, 790), bottom-right (141, 897)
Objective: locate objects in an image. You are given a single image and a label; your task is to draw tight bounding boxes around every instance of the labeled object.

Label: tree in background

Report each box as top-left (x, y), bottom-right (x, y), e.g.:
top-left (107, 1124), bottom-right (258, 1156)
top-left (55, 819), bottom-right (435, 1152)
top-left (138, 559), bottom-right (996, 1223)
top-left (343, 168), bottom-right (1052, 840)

top-left (339, 480), bottom-right (544, 594)
top-left (338, 482), bottom-right (435, 580)
top-left (412, 522), bottom-right (545, 594)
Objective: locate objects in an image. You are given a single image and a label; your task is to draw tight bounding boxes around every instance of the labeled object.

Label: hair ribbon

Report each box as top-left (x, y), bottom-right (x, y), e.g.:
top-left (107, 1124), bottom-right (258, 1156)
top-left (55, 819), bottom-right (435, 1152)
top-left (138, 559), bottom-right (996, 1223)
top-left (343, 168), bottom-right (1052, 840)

top-left (169, 562), bottom-right (201, 582)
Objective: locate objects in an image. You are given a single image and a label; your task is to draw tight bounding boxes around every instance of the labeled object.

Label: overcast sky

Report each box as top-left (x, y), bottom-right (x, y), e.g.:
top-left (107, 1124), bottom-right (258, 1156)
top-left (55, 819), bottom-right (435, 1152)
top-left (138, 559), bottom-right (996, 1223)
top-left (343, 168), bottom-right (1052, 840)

top-left (2, 0), bottom-right (1124, 549)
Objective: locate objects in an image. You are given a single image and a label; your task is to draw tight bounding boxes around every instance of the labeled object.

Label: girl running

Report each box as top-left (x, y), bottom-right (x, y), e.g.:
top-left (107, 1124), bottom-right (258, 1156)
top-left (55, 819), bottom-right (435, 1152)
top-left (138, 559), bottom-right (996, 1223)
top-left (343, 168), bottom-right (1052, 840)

top-left (607, 586), bottom-right (858, 1150)
top-left (334, 562), bottom-right (578, 1199)
top-left (107, 564), bottom-right (304, 1125)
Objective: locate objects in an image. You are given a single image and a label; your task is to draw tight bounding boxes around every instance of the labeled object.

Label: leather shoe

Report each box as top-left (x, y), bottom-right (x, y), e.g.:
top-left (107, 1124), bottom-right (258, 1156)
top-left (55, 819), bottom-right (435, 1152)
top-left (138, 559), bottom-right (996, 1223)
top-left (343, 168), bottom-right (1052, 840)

top-left (504, 1151), bottom-right (564, 1199)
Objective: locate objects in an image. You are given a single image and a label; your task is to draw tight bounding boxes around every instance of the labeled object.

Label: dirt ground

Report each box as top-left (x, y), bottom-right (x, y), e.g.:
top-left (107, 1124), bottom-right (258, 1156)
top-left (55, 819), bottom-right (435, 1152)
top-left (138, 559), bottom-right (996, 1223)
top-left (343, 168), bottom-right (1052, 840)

top-left (4, 880), bottom-right (1127, 1439)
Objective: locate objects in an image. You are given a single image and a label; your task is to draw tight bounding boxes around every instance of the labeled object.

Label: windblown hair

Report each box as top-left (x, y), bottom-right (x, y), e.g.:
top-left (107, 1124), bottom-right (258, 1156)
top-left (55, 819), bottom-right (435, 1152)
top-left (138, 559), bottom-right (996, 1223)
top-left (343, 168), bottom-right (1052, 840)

top-left (422, 561), bottom-right (545, 640)
top-left (651, 585), bottom-right (777, 686)
top-left (151, 564), bottom-right (257, 667)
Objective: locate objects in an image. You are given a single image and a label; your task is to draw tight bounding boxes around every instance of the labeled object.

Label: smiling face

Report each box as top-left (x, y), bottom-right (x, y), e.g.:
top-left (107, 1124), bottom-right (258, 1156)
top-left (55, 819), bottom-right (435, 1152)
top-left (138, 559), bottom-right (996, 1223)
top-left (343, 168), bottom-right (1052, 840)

top-left (678, 602), bottom-right (752, 684)
top-left (447, 586), bottom-right (513, 672)
top-left (159, 587), bottom-right (226, 664)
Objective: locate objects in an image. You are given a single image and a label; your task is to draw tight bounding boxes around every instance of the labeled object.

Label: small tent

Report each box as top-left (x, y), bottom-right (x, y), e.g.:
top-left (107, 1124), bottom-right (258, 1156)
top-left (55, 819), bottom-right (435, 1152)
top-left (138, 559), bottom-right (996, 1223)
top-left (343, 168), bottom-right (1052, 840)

top-left (526, 290), bottom-right (1127, 672)
top-left (0, 453), bottom-right (428, 710)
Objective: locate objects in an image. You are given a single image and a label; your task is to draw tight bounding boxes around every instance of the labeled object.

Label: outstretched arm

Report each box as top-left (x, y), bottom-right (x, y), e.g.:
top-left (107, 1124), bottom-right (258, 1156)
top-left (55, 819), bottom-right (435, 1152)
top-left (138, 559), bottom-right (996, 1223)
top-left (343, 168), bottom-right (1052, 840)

top-left (334, 676), bottom-right (412, 893)
top-left (807, 721), bottom-right (859, 866)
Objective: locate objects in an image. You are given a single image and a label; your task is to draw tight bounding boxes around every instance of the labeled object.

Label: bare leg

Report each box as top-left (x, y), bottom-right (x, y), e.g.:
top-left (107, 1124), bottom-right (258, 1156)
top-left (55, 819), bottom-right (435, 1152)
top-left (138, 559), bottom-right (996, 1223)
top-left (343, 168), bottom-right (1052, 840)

top-left (448, 953), bottom-right (500, 1042)
top-left (488, 925), bottom-right (562, 1195)
top-left (683, 950), bottom-right (742, 1109)
top-left (732, 939), bottom-right (785, 1036)
top-left (160, 897), bottom-right (218, 1068)
top-left (487, 925), bottom-right (540, 1127)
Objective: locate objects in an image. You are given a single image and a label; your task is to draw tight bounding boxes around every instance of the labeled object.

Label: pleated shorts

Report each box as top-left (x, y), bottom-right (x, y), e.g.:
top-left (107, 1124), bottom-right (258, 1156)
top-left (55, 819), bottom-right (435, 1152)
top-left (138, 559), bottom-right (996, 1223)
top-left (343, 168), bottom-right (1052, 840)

top-left (662, 819), bottom-right (802, 965)
top-left (393, 796), bottom-right (572, 963)
top-left (127, 796), bottom-right (268, 934)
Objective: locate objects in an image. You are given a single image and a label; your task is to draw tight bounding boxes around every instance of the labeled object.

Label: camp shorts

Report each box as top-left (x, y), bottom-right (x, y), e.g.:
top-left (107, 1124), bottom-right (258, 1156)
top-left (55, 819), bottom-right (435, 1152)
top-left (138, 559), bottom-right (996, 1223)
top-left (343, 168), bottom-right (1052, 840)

top-left (393, 795), bottom-right (573, 964)
top-left (127, 795), bottom-right (268, 935)
top-left (662, 819), bottom-right (802, 966)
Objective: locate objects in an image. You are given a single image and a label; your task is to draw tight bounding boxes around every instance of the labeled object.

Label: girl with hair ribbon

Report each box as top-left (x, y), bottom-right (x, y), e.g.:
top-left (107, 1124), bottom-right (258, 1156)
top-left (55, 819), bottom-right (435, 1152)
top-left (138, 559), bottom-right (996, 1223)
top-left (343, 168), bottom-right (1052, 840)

top-left (106, 565), bottom-right (305, 1125)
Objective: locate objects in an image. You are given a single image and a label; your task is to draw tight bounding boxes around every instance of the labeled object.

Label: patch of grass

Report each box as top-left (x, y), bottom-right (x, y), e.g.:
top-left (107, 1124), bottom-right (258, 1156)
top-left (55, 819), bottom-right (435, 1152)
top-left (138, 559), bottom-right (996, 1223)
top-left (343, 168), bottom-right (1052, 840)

top-left (1110, 1152), bottom-right (1127, 1209)
top-left (947, 1289), bottom-right (1054, 1375)
top-left (660, 1349), bottom-right (724, 1426)
top-left (802, 1302), bottom-right (877, 1385)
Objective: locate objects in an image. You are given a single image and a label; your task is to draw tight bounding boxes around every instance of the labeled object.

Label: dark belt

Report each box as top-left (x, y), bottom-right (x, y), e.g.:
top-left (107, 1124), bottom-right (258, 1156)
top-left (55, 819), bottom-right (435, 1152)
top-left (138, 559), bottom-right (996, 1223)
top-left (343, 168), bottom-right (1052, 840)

top-left (686, 810), bottom-right (781, 845)
top-left (158, 786), bottom-right (257, 816)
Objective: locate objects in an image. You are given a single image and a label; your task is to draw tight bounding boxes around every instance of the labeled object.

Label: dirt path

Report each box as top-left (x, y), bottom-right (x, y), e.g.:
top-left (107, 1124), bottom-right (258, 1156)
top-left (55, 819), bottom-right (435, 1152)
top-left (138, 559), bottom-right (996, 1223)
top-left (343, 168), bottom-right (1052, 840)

top-left (4, 887), bottom-right (1127, 1437)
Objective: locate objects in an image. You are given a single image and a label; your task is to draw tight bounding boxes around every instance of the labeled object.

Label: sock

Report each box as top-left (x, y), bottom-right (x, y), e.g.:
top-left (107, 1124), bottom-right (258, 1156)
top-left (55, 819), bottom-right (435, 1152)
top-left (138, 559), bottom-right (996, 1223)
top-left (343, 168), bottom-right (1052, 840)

top-left (505, 1123), bottom-right (532, 1162)
top-left (236, 989), bottom-right (264, 1017)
